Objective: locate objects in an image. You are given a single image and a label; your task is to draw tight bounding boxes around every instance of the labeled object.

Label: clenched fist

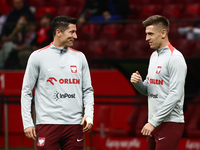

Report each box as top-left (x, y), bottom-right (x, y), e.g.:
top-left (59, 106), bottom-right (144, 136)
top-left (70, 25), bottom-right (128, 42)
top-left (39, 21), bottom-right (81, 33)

top-left (130, 71), bottom-right (142, 84)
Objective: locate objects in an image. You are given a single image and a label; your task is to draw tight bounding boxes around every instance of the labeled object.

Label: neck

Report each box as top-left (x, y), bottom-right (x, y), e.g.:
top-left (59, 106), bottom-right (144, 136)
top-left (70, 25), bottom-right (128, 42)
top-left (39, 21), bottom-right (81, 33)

top-left (158, 39), bottom-right (170, 50)
top-left (52, 39), bottom-right (67, 49)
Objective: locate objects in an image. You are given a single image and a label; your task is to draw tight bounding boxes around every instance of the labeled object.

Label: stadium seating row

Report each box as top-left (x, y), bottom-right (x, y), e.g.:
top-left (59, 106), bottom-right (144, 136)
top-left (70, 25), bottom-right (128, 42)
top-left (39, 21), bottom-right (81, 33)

top-left (76, 22), bottom-right (193, 41)
top-left (2, 2), bottom-right (199, 59)
top-left (72, 38), bottom-right (200, 59)
top-left (2, 0), bottom-right (200, 20)
top-left (30, 3), bottom-right (200, 20)
top-left (128, 0), bottom-right (200, 5)
top-left (129, 3), bottom-right (200, 19)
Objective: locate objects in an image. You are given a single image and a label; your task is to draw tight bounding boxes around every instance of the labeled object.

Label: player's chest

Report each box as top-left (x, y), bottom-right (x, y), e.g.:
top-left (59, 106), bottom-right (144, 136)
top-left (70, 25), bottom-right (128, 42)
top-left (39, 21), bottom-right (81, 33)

top-left (148, 56), bottom-right (169, 80)
top-left (40, 56), bottom-right (82, 78)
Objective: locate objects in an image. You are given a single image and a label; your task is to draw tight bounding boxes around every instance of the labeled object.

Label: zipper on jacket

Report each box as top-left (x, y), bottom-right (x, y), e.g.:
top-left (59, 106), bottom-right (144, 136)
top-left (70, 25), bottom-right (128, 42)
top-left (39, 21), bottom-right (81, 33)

top-left (60, 49), bottom-right (65, 68)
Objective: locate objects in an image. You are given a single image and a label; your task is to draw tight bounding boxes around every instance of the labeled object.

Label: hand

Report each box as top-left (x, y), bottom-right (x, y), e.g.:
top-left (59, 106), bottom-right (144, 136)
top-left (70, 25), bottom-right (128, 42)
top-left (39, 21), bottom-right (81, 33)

top-left (24, 127), bottom-right (36, 140)
top-left (141, 123), bottom-right (155, 137)
top-left (130, 71), bottom-right (142, 84)
top-left (81, 116), bottom-right (93, 133)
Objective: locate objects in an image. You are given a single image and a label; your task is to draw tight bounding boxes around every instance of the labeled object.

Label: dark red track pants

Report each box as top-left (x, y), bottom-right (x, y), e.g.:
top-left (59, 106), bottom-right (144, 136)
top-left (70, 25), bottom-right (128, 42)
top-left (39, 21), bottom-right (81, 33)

top-left (148, 122), bottom-right (184, 150)
top-left (36, 124), bottom-right (84, 150)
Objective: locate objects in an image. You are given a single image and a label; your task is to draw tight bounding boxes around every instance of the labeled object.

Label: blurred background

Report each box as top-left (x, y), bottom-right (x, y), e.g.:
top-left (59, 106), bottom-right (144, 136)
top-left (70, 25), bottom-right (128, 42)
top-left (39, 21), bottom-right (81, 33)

top-left (0, 0), bottom-right (200, 149)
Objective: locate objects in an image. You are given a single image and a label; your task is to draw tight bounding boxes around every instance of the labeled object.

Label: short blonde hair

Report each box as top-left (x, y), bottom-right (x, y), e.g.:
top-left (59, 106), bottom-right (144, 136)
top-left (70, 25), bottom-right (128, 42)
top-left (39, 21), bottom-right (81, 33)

top-left (142, 15), bottom-right (170, 33)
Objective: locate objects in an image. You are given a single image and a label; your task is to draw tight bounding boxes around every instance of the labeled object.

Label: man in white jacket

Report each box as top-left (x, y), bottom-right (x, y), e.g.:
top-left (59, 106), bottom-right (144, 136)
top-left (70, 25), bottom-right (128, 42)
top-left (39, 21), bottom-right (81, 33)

top-left (21, 16), bottom-right (94, 150)
top-left (130, 15), bottom-right (187, 150)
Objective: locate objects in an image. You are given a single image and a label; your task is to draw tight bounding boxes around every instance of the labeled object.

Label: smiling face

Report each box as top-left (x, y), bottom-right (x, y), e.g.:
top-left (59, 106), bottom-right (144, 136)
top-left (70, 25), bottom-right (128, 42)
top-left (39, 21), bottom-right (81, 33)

top-left (145, 25), bottom-right (164, 50)
top-left (58, 24), bottom-right (77, 48)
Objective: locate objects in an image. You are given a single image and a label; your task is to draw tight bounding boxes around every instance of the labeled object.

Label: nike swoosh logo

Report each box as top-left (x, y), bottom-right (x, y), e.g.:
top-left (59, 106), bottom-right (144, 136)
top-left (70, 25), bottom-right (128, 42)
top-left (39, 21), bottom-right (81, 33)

top-left (158, 137), bottom-right (166, 141)
top-left (77, 139), bottom-right (83, 142)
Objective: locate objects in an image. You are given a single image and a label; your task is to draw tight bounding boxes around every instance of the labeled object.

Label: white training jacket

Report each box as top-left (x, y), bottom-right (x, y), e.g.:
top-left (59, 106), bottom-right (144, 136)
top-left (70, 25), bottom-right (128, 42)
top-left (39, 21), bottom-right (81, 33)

top-left (133, 43), bottom-right (187, 127)
top-left (21, 43), bottom-right (94, 130)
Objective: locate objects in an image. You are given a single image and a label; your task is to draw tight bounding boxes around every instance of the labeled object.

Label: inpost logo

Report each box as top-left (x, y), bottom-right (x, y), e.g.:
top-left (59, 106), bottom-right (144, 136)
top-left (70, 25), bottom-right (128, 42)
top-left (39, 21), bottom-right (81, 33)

top-left (54, 91), bottom-right (75, 101)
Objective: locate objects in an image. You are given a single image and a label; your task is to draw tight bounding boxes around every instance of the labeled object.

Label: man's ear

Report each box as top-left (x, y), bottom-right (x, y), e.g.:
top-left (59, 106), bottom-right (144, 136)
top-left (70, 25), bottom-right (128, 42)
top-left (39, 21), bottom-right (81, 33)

top-left (161, 29), bottom-right (167, 39)
top-left (56, 29), bottom-right (61, 38)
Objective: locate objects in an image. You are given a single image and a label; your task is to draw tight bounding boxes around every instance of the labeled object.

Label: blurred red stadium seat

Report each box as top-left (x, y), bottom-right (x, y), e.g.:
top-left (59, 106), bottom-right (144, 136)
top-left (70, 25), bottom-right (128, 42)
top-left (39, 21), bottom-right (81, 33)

top-left (34, 7), bottom-right (56, 21)
top-left (0, 0), bottom-right (11, 14)
top-left (128, 4), bottom-right (142, 19)
top-left (66, 0), bottom-right (85, 10)
top-left (77, 24), bottom-right (102, 40)
top-left (71, 40), bottom-right (87, 52)
top-left (86, 39), bottom-right (108, 59)
top-left (161, 4), bottom-right (183, 19)
top-left (181, 3), bottom-right (200, 18)
top-left (174, 0), bottom-right (200, 4)
top-left (46, 0), bottom-right (67, 7)
top-left (76, 30), bottom-right (91, 41)
top-left (124, 39), bottom-right (152, 58)
top-left (65, 0), bottom-right (85, 17)
top-left (174, 39), bottom-right (197, 58)
top-left (190, 41), bottom-right (200, 58)
top-left (168, 22), bottom-right (183, 41)
top-left (152, 0), bottom-right (172, 4)
top-left (104, 40), bottom-right (129, 58)
top-left (98, 24), bottom-right (124, 41)
top-left (118, 23), bottom-right (145, 40)
top-left (27, 0), bottom-right (47, 8)
top-left (56, 6), bottom-right (79, 18)
top-left (67, 0), bottom-right (85, 6)
top-left (138, 4), bottom-right (162, 19)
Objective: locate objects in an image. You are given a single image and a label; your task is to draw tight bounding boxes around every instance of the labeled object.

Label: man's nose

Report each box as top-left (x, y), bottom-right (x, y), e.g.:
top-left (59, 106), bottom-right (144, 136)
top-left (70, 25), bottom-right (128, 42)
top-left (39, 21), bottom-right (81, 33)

top-left (146, 35), bottom-right (150, 41)
top-left (73, 32), bottom-right (77, 39)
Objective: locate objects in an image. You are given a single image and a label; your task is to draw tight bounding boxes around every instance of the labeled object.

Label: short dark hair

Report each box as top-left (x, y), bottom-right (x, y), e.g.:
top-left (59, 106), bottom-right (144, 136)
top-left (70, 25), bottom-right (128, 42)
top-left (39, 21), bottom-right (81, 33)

top-left (142, 15), bottom-right (170, 33)
top-left (51, 16), bottom-right (77, 37)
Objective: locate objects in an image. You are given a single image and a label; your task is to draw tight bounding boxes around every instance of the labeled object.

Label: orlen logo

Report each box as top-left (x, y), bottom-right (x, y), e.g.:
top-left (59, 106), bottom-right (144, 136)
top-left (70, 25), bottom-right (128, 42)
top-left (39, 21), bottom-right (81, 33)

top-left (47, 77), bottom-right (80, 85)
top-left (47, 77), bottom-right (57, 85)
top-left (147, 77), bottom-right (163, 85)
top-left (54, 91), bottom-right (75, 100)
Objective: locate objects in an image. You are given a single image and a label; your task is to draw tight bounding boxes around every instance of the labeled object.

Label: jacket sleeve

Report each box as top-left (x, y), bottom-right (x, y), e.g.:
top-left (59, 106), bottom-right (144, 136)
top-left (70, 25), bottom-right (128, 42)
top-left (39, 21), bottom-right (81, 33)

top-left (21, 51), bottom-right (39, 130)
top-left (132, 54), bottom-right (154, 96)
top-left (149, 55), bottom-right (187, 127)
top-left (81, 53), bottom-right (94, 122)
top-left (133, 79), bottom-right (148, 96)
